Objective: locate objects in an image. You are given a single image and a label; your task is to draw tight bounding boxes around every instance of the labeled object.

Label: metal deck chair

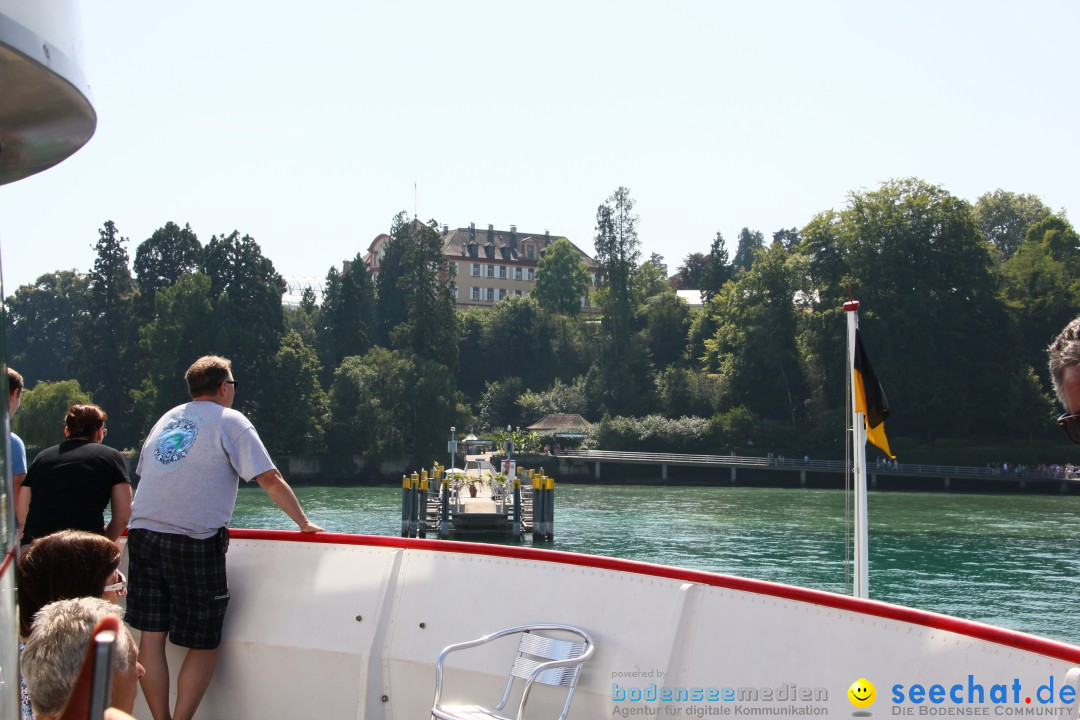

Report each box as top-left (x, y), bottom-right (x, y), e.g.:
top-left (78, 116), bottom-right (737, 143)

top-left (430, 624), bottom-right (594, 720)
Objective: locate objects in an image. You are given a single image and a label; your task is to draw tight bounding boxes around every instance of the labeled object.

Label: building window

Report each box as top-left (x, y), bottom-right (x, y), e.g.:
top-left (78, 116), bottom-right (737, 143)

top-left (486, 288), bottom-right (495, 301)
top-left (514, 267), bottom-right (523, 280)
top-left (515, 290), bottom-right (523, 297)
top-left (471, 263), bottom-right (480, 276)
top-left (526, 245), bottom-right (535, 259)
top-left (527, 268), bottom-right (535, 281)
top-left (499, 265), bottom-right (507, 278)
top-left (471, 287), bottom-right (480, 300)
top-left (486, 265), bottom-right (495, 278)
top-left (499, 288), bottom-right (507, 300)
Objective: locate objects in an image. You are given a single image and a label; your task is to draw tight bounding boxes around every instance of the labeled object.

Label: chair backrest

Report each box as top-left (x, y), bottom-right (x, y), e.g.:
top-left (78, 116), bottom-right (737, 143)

top-left (494, 626), bottom-right (592, 720)
top-left (510, 631), bottom-right (589, 687)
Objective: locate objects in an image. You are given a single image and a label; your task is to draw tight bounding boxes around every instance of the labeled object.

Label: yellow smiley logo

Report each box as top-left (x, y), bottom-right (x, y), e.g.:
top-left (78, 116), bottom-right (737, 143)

top-left (848, 678), bottom-right (876, 708)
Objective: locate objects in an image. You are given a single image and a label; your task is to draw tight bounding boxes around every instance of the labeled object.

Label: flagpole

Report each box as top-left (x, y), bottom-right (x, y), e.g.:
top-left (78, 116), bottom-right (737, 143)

top-left (844, 299), bottom-right (869, 599)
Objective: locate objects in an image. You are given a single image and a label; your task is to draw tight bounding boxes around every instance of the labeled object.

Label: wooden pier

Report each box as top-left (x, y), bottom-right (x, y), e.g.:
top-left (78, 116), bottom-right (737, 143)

top-left (400, 465), bottom-right (556, 540)
top-left (546, 450), bottom-right (1080, 493)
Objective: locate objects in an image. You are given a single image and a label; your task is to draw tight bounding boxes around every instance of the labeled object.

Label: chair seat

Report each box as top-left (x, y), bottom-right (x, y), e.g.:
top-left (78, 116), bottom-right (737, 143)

top-left (432, 704), bottom-right (513, 720)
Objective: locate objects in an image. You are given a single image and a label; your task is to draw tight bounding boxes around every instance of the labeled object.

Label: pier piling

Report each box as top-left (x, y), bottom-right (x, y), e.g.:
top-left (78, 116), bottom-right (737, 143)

top-left (400, 475), bottom-right (412, 538)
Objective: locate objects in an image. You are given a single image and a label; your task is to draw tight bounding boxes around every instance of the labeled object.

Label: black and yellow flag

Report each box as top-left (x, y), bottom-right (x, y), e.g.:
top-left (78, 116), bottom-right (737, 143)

top-left (853, 328), bottom-right (894, 459)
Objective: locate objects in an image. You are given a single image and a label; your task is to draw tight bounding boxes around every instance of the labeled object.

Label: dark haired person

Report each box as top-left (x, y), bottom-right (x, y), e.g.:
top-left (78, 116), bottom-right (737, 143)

top-left (16, 530), bottom-right (128, 720)
top-left (1050, 316), bottom-right (1080, 443)
top-left (17, 404), bottom-right (131, 546)
top-left (9, 367), bottom-right (27, 508)
top-left (128, 354), bottom-right (322, 720)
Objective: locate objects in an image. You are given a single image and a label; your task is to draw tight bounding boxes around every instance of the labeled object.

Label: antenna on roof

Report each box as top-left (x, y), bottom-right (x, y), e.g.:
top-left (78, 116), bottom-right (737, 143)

top-left (414, 180), bottom-right (418, 219)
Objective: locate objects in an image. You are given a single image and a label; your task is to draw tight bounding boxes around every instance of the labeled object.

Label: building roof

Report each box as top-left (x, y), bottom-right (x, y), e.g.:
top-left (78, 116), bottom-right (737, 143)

top-left (526, 414), bottom-right (593, 432)
top-left (440, 224), bottom-right (595, 267)
top-left (676, 289), bottom-right (706, 308)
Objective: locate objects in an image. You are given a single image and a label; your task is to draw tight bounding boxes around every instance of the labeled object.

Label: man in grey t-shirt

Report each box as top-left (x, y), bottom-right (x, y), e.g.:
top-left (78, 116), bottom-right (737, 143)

top-left (127, 355), bottom-right (322, 720)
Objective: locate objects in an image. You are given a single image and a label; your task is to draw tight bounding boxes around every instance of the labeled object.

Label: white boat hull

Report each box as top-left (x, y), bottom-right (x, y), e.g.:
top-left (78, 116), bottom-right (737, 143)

top-left (129, 530), bottom-right (1080, 719)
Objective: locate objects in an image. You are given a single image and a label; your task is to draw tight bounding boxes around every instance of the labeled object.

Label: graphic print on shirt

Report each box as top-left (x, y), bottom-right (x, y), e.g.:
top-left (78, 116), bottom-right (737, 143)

top-left (154, 417), bottom-right (198, 465)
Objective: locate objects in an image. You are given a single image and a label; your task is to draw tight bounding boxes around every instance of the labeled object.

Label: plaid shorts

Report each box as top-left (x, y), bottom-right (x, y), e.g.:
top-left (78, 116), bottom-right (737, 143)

top-left (126, 528), bottom-right (230, 649)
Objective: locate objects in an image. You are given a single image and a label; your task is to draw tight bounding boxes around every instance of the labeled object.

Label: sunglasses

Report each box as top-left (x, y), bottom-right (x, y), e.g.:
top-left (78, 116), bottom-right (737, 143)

top-left (1058, 412), bottom-right (1080, 445)
top-left (104, 570), bottom-right (127, 596)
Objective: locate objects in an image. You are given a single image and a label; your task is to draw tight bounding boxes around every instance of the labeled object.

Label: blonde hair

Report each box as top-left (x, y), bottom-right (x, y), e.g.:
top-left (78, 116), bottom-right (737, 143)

top-left (1049, 316), bottom-right (1080, 408)
top-left (22, 597), bottom-right (132, 717)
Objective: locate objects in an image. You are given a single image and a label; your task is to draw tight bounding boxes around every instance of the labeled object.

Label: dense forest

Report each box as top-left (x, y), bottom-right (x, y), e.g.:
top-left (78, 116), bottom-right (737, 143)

top-left (5, 179), bottom-right (1079, 469)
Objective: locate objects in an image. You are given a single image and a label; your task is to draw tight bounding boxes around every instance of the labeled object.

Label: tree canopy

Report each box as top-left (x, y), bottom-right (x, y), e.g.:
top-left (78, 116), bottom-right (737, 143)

top-left (7, 177), bottom-right (1077, 468)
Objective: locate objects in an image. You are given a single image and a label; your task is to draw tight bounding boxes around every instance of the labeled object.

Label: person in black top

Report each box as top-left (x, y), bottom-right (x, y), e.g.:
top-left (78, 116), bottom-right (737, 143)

top-left (17, 404), bottom-right (132, 545)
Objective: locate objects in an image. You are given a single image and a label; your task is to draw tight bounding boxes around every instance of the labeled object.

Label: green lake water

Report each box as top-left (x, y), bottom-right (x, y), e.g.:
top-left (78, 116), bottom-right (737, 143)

top-left (232, 484), bottom-right (1080, 645)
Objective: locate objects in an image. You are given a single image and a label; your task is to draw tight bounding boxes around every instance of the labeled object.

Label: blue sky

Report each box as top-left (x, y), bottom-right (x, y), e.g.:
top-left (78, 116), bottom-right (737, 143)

top-left (1, 1), bottom-right (1077, 294)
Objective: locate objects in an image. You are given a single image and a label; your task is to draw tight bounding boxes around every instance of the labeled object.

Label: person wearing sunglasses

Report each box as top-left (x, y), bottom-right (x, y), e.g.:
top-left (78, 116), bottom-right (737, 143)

top-left (126, 355), bottom-right (323, 720)
top-left (1050, 316), bottom-right (1080, 445)
top-left (16, 530), bottom-right (127, 720)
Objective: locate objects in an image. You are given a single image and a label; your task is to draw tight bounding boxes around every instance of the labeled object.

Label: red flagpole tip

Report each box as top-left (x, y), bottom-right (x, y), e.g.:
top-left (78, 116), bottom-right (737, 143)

top-left (843, 300), bottom-right (860, 312)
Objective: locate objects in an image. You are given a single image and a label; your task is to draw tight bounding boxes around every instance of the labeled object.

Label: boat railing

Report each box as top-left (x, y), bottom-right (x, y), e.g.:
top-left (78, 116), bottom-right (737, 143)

top-left (558, 449), bottom-right (1079, 481)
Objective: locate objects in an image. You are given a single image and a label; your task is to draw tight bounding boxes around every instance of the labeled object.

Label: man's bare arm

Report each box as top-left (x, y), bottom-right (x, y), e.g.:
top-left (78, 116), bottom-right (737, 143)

top-left (254, 469), bottom-right (323, 532)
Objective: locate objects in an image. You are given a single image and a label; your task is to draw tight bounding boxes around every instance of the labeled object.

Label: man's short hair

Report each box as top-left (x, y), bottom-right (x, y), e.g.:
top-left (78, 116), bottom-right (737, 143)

top-left (8, 366), bottom-right (23, 396)
top-left (22, 597), bottom-right (133, 718)
top-left (1049, 316), bottom-right (1080, 408)
top-left (184, 355), bottom-right (232, 398)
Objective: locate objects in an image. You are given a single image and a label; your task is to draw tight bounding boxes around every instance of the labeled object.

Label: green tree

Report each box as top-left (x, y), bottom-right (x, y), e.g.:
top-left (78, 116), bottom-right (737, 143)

top-left (328, 347), bottom-right (460, 459)
top-left (998, 238), bottom-right (1080, 390)
top-left (973, 189), bottom-right (1052, 261)
top-left (13, 379), bottom-right (92, 451)
top-left (131, 273), bottom-right (216, 429)
top-left (732, 227), bottom-right (764, 273)
top-left (1025, 215), bottom-right (1080, 272)
top-left (484, 296), bottom-right (559, 391)
top-left (260, 331), bottom-right (328, 456)
top-left (655, 367), bottom-right (723, 418)
top-left (478, 377), bottom-right (525, 430)
top-left (455, 308), bottom-right (491, 401)
top-left (671, 252), bottom-right (707, 290)
top-left (517, 377), bottom-right (589, 420)
top-left (286, 286), bottom-right (320, 350)
top-left (700, 231), bottom-right (731, 301)
top-left (318, 256), bottom-right (376, 369)
top-left (5, 270), bottom-right (89, 385)
top-left (631, 253), bottom-right (672, 304)
top-left (133, 221), bottom-right (202, 321)
top-left (593, 186), bottom-right (640, 364)
top-left (796, 178), bottom-right (1015, 444)
top-left (377, 213), bottom-right (459, 366)
top-left (72, 221), bottom-right (140, 449)
top-left (533, 237), bottom-right (590, 316)
top-left (640, 293), bottom-right (691, 370)
top-left (203, 231), bottom-right (287, 423)
top-left (772, 227), bottom-right (801, 251)
top-left (701, 243), bottom-right (809, 441)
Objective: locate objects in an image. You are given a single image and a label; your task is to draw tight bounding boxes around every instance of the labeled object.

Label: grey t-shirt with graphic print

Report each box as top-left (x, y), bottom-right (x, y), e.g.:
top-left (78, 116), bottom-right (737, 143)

top-left (131, 400), bottom-right (275, 540)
